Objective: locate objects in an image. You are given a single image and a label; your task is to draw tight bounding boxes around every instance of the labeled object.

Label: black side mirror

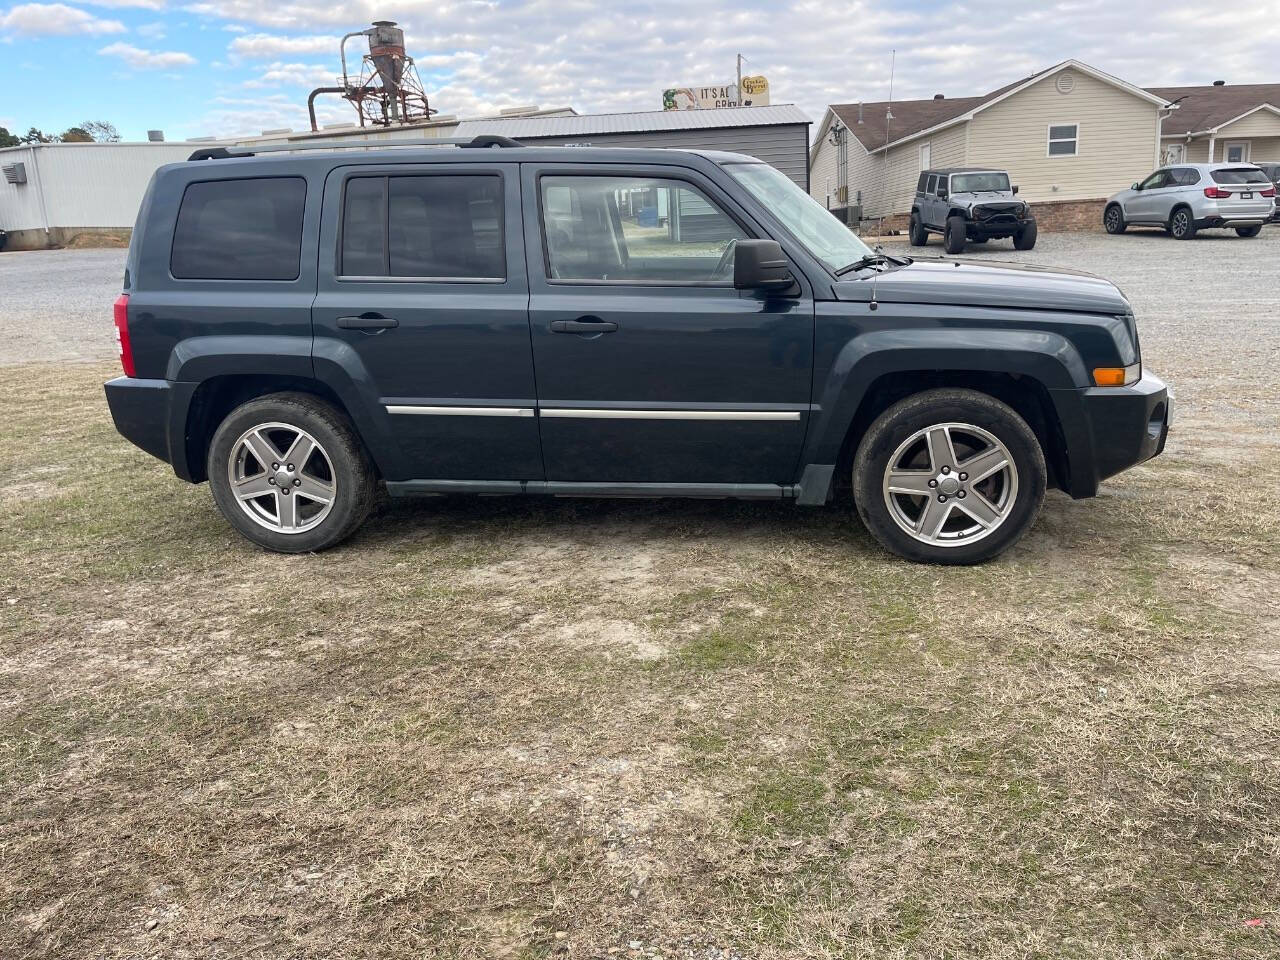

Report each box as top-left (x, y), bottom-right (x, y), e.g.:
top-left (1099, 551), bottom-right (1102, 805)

top-left (1132, 182), bottom-right (1141, 191)
top-left (734, 239), bottom-right (793, 291)
top-left (1012, 185), bottom-right (1019, 195)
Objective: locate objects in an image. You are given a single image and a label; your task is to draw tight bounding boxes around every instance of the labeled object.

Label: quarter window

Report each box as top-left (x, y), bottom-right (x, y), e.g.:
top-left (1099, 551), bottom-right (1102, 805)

top-left (539, 175), bottom-right (748, 283)
top-left (340, 174), bottom-right (505, 279)
top-left (171, 177), bottom-right (306, 281)
top-left (1047, 124), bottom-right (1079, 157)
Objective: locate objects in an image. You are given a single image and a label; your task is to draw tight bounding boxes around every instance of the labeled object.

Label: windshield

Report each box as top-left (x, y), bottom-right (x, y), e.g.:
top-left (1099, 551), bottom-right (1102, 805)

top-left (1211, 167), bottom-right (1269, 185)
top-left (724, 162), bottom-right (870, 272)
top-left (951, 172), bottom-right (1011, 193)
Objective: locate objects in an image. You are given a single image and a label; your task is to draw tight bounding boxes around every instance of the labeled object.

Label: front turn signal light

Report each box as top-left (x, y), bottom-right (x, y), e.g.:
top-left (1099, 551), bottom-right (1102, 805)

top-left (1092, 364), bottom-right (1140, 387)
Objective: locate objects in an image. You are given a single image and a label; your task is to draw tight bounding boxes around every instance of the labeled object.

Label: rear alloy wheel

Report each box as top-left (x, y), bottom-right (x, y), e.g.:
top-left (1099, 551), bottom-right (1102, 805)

top-left (1104, 204), bottom-right (1127, 234)
top-left (1236, 225), bottom-right (1262, 238)
top-left (208, 393), bottom-right (376, 553)
top-left (944, 215), bottom-right (968, 254)
top-left (852, 389), bottom-right (1046, 564)
top-left (908, 213), bottom-right (928, 246)
top-left (1013, 220), bottom-right (1037, 250)
top-left (1169, 207), bottom-right (1197, 240)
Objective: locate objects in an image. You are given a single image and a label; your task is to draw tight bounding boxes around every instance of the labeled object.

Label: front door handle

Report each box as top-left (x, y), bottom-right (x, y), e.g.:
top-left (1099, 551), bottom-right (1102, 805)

top-left (337, 313), bottom-right (399, 330)
top-left (550, 317), bottom-right (619, 334)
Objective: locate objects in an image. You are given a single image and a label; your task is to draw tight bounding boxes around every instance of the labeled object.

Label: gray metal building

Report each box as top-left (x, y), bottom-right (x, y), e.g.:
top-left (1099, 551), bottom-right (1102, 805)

top-left (454, 105), bottom-right (813, 190)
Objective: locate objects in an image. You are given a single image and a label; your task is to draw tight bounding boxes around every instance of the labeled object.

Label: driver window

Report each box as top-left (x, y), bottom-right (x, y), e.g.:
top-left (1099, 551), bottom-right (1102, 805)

top-left (1140, 170), bottom-right (1170, 190)
top-left (540, 175), bottom-right (748, 283)
top-left (935, 176), bottom-right (948, 197)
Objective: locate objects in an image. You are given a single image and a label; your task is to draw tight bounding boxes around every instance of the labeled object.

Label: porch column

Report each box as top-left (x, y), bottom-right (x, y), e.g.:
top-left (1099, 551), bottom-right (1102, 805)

top-left (1207, 136), bottom-right (1215, 162)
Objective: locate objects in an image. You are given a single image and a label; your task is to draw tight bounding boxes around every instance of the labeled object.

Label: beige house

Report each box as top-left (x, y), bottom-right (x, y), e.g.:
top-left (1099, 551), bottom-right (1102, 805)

top-left (1150, 83), bottom-right (1280, 166)
top-left (811, 60), bottom-right (1171, 226)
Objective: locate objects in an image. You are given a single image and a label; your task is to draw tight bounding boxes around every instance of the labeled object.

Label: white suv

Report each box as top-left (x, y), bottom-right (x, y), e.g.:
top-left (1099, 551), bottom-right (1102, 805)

top-left (1103, 163), bottom-right (1276, 239)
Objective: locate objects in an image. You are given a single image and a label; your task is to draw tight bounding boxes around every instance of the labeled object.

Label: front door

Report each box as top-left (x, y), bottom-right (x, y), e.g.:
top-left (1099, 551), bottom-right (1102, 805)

top-left (313, 161), bottom-right (542, 481)
top-left (1127, 168), bottom-right (1174, 222)
top-left (521, 164), bottom-right (815, 484)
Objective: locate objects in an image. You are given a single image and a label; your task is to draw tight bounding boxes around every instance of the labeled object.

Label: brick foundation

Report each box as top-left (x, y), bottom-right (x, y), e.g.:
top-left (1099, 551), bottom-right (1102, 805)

top-left (853, 198), bottom-right (1109, 237)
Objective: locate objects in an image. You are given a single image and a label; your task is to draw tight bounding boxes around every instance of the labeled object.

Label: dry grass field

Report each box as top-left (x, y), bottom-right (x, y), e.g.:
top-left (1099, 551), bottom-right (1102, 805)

top-left (2, 232), bottom-right (1279, 958)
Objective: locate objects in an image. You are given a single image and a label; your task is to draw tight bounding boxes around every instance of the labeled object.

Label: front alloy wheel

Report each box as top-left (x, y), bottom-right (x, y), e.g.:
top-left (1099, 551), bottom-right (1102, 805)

top-left (852, 389), bottom-right (1047, 564)
top-left (882, 422), bottom-right (1018, 547)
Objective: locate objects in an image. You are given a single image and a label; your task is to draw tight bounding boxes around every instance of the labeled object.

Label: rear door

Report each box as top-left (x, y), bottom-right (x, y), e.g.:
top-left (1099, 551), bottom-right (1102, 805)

top-left (521, 163), bottom-right (814, 485)
top-left (313, 161), bottom-right (542, 481)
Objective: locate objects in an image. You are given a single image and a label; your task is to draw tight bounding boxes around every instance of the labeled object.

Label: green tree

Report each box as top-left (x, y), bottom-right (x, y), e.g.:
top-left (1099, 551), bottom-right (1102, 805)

top-left (20, 127), bottom-right (54, 144)
top-left (61, 126), bottom-right (93, 143)
top-left (0, 127), bottom-right (19, 148)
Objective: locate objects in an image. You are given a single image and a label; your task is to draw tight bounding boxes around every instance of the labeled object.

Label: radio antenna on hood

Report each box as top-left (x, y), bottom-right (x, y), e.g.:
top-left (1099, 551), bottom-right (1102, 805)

top-left (870, 48), bottom-right (895, 312)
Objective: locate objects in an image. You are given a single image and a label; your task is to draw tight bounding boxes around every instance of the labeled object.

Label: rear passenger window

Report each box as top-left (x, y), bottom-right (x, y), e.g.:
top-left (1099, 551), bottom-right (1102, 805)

top-left (340, 174), bottom-right (505, 279)
top-left (171, 177), bottom-right (306, 280)
top-left (925, 174), bottom-right (937, 194)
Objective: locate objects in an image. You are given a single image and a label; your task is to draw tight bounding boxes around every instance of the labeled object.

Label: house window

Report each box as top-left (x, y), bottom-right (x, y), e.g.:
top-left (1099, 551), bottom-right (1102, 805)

top-left (1047, 123), bottom-right (1078, 157)
top-left (919, 142), bottom-right (931, 170)
top-left (1164, 143), bottom-right (1185, 164)
top-left (1225, 142), bottom-right (1250, 163)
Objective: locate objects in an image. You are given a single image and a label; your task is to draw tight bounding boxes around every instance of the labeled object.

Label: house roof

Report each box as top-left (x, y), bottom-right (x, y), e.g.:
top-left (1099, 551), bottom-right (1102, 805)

top-left (1147, 84), bottom-right (1280, 135)
top-left (454, 103), bottom-right (810, 139)
top-left (825, 60), bottom-right (1168, 155)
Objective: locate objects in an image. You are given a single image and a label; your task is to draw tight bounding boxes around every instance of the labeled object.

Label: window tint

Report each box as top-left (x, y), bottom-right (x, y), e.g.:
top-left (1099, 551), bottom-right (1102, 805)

top-left (936, 176), bottom-right (948, 197)
top-left (951, 172), bottom-right (1011, 193)
top-left (540, 175), bottom-right (748, 283)
top-left (340, 174), bottom-right (505, 279)
top-left (1172, 168), bottom-right (1200, 186)
top-left (171, 177), bottom-right (306, 280)
top-left (916, 173), bottom-right (928, 192)
top-left (924, 174), bottom-right (937, 194)
top-left (1211, 167), bottom-right (1269, 185)
top-left (1048, 123), bottom-right (1078, 157)
top-left (1139, 170), bottom-right (1170, 190)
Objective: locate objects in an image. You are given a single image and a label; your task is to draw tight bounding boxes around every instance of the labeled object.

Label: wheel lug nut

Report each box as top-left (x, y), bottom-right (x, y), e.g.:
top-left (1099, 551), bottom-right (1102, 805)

top-left (287, 464), bottom-right (294, 471)
top-left (938, 495), bottom-right (947, 503)
top-left (958, 490), bottom-right (967, 499)
top-left (268, 477), bottom-right (276, 485)
top-left (272, 462), bottom-right (279, 470)
top-left (941, 466), bottom-right (950, 474)
top-left (928, 479), bottom-right (937, 488)
top-left (293, 479), bottom-right (301, 487)
top-left (959, 472), bottom-right (968, 481)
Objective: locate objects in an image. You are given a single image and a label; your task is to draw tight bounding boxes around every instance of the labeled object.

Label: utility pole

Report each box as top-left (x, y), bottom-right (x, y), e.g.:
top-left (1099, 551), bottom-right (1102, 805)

top-left (736, 53), bottom-right (743, 107)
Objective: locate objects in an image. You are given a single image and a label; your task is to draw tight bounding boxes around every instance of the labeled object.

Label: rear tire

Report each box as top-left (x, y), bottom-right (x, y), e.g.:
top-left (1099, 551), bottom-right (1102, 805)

top-left (1013, 220), bottom-right (1038, 250)
top-left (852, 389), bottom-right (1046, 565)
top-left (944, 215), bottom-right (967, 254)
top-left (207, 392), bottom-right (376, 553)
top-left (1236, 225), bottom-right (1262, 238)
top-left (1104, 203), bottom-right (1127, 234)
top-left (908, 213), bottom-right (928, 246)
top-left (1169, 206), bottom-right (1196, 240)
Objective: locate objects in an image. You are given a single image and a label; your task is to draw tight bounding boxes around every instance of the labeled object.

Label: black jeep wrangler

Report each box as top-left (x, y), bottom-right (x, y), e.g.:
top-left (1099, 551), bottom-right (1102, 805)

top-left (910, 168), bottom-right (1037, 254)
top-left (104, 139), bottom-right (1168, 564)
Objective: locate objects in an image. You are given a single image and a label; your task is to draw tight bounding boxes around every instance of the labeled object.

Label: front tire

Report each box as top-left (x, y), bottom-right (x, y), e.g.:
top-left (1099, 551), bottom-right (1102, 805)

top-left (908, 213), bottom-right (928, 246)
top-left (1104, 203), bottom-right (1126, 234)
top-left (1169, 206), bottom-right (1197, 240)
top-left (207, 392), bottom-right (376, 553)
top-left (1236, 225), bottom-right (1262, 238)
top-left (852, 389), bottom-right (1047, 565)
top-left (944, 215), bottom-right (967, 254)
top-left (1013, 220), bottom-right (1038, 250)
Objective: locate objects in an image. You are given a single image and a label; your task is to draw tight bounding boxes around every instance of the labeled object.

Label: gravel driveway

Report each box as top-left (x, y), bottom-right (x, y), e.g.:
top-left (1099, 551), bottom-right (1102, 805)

top-left (0, 248), bottom-right (126, 365)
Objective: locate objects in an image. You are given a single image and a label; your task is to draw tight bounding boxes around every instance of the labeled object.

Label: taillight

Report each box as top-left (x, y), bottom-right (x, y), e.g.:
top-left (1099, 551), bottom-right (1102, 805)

top-left (1262, 187), bottom-right (1277, 198)
top-left (1203, 186), bottom-right (1232, 199)
top-left (113, 294), bottom-right (135, 377)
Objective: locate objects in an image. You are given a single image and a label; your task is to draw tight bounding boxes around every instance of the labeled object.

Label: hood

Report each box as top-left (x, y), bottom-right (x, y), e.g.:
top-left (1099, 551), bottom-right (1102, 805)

top-left (951, 190), bottom-right (1020, 207)
top-left (835, 257), bottom-right (1132, 315)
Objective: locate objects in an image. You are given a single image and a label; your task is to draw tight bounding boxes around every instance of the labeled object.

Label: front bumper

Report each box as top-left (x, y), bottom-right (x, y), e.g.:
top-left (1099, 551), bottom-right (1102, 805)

top-left (1049, 371), bottom-right (1171, 499)
top-left (104, 377), bottom-right (200, 481)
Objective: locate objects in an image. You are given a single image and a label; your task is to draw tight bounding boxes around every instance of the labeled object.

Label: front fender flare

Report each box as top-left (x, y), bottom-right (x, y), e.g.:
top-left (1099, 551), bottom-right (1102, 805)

top-left (803, 327), bottom-right (1086, 466)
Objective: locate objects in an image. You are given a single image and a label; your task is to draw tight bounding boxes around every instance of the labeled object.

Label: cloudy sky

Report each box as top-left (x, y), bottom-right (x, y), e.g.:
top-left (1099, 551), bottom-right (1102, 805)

top-left (1, 0), bottom-right (1277, 141)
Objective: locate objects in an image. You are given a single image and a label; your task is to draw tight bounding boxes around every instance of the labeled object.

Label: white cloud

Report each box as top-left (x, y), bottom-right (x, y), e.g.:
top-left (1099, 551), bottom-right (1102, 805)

top-left (99, 41), bottom-right (197, 68)
top-left (137, 21), bottom-right (166, 38)
top-left (241, 61), bottom-right (337, 89)
top-left (80, 0), bottom-right (166, 8)
top-left (228, 32), bottom-right (338, 58)
top-left (0, 3), bottom-right (125, 35)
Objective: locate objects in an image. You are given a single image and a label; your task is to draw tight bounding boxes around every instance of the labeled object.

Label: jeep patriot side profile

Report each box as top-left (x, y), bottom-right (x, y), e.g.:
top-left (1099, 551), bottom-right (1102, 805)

top-left (104, 139), bottom-right (1170, 564)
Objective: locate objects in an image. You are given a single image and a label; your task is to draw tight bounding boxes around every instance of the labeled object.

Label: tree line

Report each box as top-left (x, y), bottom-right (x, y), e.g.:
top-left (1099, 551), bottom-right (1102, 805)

top-left (0, 121), bottom-right (122, 147)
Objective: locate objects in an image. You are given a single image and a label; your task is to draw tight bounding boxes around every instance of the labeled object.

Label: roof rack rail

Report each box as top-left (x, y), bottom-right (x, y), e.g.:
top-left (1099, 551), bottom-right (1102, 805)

top-left (188, 134), bottom-right (525, 162)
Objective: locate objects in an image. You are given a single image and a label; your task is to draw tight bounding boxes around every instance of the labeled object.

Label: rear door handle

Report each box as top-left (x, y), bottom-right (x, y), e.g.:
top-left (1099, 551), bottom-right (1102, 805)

top-left (549, 317), bottom-right (619, 334)
top-left (337, 314), bottom-right (399, 330)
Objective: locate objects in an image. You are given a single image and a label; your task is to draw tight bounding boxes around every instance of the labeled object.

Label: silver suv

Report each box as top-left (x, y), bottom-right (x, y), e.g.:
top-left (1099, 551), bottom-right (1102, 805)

top-left (1104, 163), bottom-right (1276, 239)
